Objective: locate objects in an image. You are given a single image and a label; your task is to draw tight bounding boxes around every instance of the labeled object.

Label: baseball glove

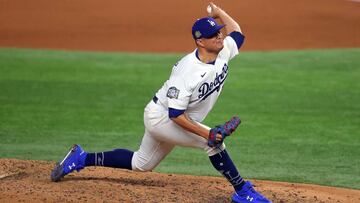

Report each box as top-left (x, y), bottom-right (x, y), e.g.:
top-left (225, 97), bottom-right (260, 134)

top-left (208, 116), bottom-right (241, 148)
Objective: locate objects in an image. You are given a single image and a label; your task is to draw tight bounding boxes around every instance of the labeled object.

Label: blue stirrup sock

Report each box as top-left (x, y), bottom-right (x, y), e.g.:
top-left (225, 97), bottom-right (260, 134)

top-left (209, 149), bottom-right (245, 191)
top-left (85, 149), bottom-right (134, 170)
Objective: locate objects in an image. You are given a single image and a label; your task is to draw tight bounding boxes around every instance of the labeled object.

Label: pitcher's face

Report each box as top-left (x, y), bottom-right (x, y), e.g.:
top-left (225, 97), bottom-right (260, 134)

top-left (199, 31), bottom-right (224, 53)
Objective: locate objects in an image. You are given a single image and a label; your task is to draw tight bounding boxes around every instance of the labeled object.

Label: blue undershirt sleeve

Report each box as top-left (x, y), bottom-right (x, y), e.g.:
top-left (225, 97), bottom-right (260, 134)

top-left (169, 108), bottom-right (185, 118)
top-left (229, 31), bottom-right (245, 49)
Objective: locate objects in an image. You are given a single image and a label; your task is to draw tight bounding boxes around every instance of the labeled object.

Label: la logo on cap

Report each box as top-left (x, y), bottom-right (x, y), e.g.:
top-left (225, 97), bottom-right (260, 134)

top-left (207, 19), bottom-right (216, 26)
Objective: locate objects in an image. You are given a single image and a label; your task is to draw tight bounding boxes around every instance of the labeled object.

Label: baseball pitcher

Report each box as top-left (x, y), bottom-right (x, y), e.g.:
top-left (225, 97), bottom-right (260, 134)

top-left (51, 3), bottom-right (271, 203)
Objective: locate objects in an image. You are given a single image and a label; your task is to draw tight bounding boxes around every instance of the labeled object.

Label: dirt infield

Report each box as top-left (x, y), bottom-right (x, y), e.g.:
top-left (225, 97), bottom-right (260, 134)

top-left (1, 159), bottom-right (359, 203)
top-left (0, 0), bottom-right (359, 52)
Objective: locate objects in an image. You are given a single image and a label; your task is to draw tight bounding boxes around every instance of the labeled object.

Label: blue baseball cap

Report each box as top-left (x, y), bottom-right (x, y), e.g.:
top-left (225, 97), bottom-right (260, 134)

top-left (192, 17), bottom-right (225, 39)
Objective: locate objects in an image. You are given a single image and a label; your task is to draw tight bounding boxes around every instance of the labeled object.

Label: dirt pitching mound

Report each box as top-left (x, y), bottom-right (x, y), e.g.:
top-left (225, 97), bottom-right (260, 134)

top-left (0, 159), bottom-right (359, 203)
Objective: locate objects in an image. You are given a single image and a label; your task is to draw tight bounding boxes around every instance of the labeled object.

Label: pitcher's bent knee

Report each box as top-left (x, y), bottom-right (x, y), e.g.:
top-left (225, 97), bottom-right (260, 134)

top-left (131, 151), bottom-right (157, 172)
top-left (206, 143), bottom-right (226, 156)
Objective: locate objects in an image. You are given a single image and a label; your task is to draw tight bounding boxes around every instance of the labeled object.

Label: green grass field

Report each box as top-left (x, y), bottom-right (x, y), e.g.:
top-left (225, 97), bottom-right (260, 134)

top-left (0, 48), bottom-right (359, 189)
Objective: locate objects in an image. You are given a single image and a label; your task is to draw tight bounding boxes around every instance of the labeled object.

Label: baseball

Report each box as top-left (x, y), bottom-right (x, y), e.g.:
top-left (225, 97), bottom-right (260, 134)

top-left (207, 5), bottom-right (212, 14)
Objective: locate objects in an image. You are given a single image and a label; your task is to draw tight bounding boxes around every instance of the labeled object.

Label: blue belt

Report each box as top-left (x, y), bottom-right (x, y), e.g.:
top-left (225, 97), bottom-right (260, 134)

top-left (152, 96), bottom-right (158, 104)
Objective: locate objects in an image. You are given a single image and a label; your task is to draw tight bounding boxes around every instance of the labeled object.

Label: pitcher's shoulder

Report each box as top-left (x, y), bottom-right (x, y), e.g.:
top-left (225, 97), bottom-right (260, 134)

top-left (172, 51), bottom-right (201, 73)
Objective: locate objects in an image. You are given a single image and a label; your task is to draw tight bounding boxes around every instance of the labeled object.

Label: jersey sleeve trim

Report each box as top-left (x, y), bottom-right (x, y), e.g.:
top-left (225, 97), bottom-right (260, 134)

top-left (168, 108), bottom-right (185, 118)
top-left (229, 31), bottom-right (245, 49)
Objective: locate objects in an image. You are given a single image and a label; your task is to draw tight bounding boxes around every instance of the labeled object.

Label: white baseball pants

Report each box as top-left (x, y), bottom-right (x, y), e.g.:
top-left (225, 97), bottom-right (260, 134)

top-left (131, 100), bottom-right (225, 171)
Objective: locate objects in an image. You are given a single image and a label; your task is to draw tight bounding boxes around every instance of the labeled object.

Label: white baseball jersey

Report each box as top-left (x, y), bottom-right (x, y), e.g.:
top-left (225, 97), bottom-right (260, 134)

top-left (131, 34), bottom-right (242, 172)
top-left (154, 35), bottom-right (239, 122)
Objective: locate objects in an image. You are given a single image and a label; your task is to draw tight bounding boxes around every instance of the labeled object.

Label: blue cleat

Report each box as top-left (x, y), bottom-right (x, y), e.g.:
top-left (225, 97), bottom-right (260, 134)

top-left (50, 144), bottom-right (87, 182)
top-left (232, 181), bottom-right (272, 203)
